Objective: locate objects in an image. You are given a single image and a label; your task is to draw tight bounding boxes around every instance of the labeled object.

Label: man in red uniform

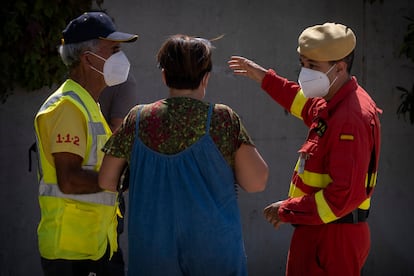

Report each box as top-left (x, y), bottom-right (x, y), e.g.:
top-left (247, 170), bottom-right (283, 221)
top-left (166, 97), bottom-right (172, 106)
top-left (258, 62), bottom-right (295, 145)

top-left (228, 22), bottom-right (382, 276)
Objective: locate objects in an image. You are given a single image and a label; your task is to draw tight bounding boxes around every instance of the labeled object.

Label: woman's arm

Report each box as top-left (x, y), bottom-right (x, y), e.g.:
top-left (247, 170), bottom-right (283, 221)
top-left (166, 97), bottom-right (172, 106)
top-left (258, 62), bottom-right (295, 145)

top-left (99, 154), bottom-right (127, 192)
top-left (234, 144), bottom-right (269, 193)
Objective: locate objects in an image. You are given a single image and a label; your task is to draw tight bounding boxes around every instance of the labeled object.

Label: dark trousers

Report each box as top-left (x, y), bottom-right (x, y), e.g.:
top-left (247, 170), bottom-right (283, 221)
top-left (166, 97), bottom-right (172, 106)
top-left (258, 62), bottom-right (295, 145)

top-left (108, 191), bottom-right (126, 276)
top-left (41, 247), bottom-right (111, 276)
top-left (108, 249), bottom-right (125, 276)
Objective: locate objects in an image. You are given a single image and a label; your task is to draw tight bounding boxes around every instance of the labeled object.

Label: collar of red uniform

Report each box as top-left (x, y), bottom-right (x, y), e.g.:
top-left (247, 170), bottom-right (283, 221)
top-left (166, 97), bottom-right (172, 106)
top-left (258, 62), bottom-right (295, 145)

top-left (312, 77), bottom-right (358, 120)
top-left (327, 76), bottom-right (358, 108)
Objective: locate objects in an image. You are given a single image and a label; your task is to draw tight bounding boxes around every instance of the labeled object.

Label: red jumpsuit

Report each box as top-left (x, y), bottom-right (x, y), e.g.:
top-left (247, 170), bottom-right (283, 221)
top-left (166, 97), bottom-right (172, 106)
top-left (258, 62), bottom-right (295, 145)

top-left (261, 70), bottom-right (382, 276)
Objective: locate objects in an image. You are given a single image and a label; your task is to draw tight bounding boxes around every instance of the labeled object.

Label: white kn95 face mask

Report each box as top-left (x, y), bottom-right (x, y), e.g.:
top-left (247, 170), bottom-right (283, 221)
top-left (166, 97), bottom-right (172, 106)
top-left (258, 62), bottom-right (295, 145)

top-left (298, 64), bottom-right (337, 98)
top-left (87, 51), bottom-right (130, 86)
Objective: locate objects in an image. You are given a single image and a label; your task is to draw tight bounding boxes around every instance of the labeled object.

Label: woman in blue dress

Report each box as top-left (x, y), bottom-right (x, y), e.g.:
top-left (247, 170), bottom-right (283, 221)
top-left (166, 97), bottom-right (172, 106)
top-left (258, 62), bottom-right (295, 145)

top-left (99, 34), bottom-right (269, 276)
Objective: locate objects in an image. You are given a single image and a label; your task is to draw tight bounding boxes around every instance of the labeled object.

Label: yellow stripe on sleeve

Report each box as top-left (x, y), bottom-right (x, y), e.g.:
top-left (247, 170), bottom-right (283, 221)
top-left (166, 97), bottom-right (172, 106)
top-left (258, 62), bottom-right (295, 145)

top-left (290, 89), bottom-right (307, 120)
top-left (315, 191), bottom-right (338, 223)
top-left (288, 182), bottom-right (306, 198)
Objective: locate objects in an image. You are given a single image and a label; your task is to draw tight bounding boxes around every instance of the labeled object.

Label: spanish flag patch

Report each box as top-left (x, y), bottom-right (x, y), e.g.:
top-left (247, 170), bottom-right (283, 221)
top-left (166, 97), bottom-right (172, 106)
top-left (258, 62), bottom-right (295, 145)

top-left (340, 134), bottom-right (354, 141)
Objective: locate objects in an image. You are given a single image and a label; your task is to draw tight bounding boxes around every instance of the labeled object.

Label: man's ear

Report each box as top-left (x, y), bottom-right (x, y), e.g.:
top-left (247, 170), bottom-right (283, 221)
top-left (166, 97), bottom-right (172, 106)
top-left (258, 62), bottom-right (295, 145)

top-left (81, 52), bottom-right (93, 66)
top-left (336, 61), bottom-right (347, 75)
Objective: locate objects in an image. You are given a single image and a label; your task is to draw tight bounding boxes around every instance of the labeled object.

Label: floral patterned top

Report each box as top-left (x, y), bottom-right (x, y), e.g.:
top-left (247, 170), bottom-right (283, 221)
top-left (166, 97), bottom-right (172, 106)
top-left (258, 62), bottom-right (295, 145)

top-left (102, 97), bottom-right (254, 169)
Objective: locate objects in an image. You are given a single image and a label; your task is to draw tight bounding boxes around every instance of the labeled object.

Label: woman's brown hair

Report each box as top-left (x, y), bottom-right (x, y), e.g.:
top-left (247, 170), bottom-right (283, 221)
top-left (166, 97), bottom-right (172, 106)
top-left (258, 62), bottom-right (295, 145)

top-left (157, 34), bottom-right (213, 90)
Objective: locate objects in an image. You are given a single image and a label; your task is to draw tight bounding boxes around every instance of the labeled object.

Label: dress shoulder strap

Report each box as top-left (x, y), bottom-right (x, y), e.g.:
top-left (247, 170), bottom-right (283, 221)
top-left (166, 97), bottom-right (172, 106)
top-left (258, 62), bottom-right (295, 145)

top-left (205, 104), bottom-right (214, 134)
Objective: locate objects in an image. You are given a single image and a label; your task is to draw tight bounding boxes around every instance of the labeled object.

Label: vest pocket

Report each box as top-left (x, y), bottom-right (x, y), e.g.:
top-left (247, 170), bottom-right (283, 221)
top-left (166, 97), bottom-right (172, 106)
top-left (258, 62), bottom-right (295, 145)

top-left (59, 203), bottom-right (100, 255)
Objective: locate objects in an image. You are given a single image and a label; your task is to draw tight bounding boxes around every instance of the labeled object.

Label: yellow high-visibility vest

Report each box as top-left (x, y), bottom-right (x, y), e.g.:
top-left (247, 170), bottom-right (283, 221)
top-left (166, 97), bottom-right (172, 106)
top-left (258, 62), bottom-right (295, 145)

top-left (34, 79), bottom-right (118, 260)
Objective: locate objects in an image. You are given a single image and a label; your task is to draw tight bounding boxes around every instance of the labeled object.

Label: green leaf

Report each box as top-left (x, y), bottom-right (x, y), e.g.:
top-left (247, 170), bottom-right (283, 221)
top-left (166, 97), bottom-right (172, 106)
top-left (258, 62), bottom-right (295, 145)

top-left (0, 0), bottom-right (102, 103)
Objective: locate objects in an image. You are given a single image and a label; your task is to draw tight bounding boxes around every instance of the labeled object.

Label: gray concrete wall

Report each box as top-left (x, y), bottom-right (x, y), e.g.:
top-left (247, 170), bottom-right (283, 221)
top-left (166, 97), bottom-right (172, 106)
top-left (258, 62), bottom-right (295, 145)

top-left (1, 0), bottom-right (413, 275)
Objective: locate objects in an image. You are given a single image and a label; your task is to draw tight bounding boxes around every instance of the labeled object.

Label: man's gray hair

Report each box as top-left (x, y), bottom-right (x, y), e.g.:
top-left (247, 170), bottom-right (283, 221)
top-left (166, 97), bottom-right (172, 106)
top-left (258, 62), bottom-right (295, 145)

top-left (58, 39), bottom-right (100, 69)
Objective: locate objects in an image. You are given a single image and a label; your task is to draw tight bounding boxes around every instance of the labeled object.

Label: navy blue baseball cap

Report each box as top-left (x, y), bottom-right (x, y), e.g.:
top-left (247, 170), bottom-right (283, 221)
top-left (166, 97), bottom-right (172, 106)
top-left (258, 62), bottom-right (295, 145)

top-left (62, 12), bottom-right (138, 44)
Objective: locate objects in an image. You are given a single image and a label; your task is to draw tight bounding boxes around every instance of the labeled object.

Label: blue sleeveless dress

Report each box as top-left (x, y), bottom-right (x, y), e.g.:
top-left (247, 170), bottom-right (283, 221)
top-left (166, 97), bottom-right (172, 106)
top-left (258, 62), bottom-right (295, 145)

top-left (128, 104), bottom-right (247, 276)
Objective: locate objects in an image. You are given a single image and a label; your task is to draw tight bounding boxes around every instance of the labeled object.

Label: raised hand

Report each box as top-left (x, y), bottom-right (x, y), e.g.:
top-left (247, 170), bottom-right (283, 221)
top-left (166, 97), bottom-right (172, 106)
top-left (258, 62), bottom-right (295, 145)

top-left (227, 56), bottom-right (267, 83)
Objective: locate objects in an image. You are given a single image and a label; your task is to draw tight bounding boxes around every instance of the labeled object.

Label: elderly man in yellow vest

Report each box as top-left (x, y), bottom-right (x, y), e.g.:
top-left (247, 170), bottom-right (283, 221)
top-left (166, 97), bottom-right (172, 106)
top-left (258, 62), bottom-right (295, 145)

top-left (33, 12), bottom-right (137, 276)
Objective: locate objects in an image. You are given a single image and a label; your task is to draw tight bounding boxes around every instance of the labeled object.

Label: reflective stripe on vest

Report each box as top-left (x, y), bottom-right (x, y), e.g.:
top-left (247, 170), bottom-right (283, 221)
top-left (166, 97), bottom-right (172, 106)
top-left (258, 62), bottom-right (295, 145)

top-left (37, 90), bottom-right (113, 205)
top-left (37, 91), bottom-right (102, 167)
top-left (39, 180), bottom-right (116, 206)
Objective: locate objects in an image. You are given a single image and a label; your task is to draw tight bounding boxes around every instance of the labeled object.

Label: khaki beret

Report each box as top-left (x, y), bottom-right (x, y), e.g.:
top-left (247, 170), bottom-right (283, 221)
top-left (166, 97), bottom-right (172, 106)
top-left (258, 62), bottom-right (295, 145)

top-left (297, 22), bottom-right (356, 61)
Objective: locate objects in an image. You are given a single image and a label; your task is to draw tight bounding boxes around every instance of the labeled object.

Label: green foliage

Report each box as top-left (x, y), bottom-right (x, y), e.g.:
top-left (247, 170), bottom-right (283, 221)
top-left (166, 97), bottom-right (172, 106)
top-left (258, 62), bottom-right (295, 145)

top-left (396, 85), bottom-right (414, 124)
top-left (397, 16), bottom-right (414, 124)
top-left (399, 16), bottom-right (414, 63)
top-left (0, 0), bottom-right (103, 103)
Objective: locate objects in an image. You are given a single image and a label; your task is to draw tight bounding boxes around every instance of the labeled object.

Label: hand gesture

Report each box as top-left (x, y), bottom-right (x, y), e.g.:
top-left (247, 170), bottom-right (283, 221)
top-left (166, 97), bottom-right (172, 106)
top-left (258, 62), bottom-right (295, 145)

top-left (228, 56), bottom-right (267, 83)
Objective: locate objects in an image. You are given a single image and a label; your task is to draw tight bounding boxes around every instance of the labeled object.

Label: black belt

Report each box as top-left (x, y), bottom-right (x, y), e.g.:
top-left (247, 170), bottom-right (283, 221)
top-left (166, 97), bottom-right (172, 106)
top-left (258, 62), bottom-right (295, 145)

top-left (330, 209), bottom-right (369, 224)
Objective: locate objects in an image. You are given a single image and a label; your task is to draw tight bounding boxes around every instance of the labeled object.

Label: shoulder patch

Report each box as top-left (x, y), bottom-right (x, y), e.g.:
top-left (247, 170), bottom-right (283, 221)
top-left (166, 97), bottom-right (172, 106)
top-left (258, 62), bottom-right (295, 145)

top-left (340, 134), bottom-right (354, 141)
top-left (315, 120), bottom-right (327, 137)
